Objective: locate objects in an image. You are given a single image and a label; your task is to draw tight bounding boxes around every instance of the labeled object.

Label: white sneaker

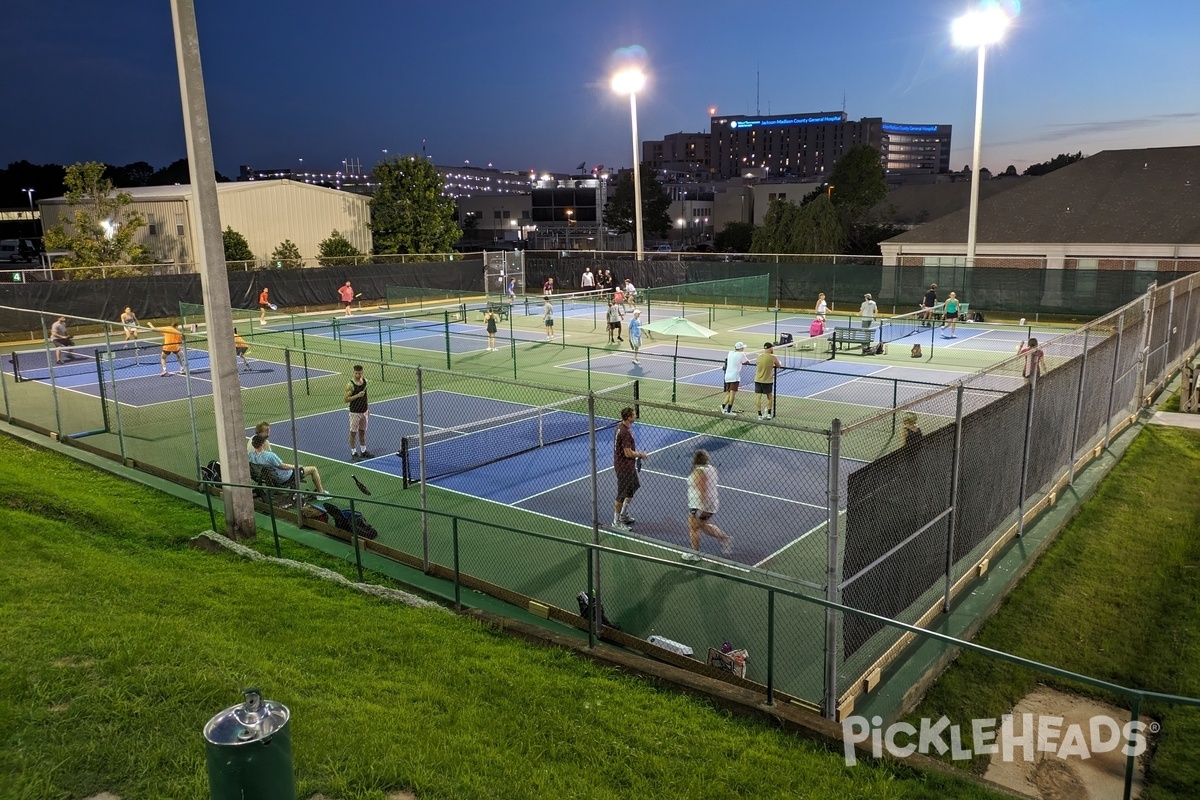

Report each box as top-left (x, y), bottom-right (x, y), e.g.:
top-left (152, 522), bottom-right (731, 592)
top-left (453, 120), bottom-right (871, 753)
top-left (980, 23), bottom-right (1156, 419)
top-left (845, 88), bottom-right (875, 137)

top-left (682, 552), bottom-right (702, 562)
top-left (721, 537), bottom-right (735, 556)
top-left (610, 521), bottom-right (630, 532)
top-left (764, 411), bottom-right (773, 420)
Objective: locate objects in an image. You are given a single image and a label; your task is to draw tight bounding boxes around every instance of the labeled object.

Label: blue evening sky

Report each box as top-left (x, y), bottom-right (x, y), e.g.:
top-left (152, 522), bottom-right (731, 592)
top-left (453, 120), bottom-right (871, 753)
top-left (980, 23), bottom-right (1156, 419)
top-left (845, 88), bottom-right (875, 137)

top-left (2, 0), bottom-right (1197, 177)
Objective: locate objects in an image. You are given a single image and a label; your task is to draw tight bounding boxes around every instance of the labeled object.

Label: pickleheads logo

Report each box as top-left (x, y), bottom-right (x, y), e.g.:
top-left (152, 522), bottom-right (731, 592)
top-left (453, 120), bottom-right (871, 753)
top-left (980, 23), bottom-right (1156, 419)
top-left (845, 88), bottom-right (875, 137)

top-left (842, 714), bottom-right (1154, 766)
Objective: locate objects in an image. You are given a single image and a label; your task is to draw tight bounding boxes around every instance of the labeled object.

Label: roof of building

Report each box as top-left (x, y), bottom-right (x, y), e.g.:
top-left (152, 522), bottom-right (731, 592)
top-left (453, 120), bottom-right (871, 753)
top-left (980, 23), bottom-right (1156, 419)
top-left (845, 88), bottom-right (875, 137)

top-left (870, 177), bottom-right (1029, 227)
top-left (885, 146), bottom-right (1200, 245)
top-left (39, 179), bottom-right (361, 204)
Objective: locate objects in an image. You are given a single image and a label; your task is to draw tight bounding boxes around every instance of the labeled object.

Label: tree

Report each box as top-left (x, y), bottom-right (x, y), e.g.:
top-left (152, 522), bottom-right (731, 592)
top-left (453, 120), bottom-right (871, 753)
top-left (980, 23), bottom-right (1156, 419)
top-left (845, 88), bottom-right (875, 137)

top-left (750, 196), bottom-right (846, 256)
top-left (370, 155), bottom-right (461, 254)
top-left (714, 221), bottom-right (754, 253)
top-left (270, 239), bottom-right (303, 269)
top-left (43, 161), bottom-right (147, 277)
top-left (1003, 165), bottom-right (1018, 177)
top-left (827, 145), bottom-right (887, 223)
top-left (107, 161), bottom-right (155, 187)
top-left (601, 167), bottom-right (672, 240)
top-left (317, 229), bottom-right (362, 266)
top-left (1024, 152), bottom-right (1084, 177)
top-left (148, 158), bottom-right (231, 185)
top-left (223, 226), bottom-right (255, 267)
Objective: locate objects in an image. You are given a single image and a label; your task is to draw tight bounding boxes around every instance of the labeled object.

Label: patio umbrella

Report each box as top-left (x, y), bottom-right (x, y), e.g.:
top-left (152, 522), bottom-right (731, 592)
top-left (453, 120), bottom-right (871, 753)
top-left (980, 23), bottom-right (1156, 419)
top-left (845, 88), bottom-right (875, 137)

top-left (641, 316), bottom-right (719, 402)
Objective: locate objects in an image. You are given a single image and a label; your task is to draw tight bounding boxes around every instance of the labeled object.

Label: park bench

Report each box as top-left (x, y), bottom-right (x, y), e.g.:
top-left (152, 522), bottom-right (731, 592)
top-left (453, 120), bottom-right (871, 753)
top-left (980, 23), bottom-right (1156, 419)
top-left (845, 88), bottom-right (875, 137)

top-left (482, 301), bottom-right (510, 322)
top-left (832, 326), bottom-right (874, 352)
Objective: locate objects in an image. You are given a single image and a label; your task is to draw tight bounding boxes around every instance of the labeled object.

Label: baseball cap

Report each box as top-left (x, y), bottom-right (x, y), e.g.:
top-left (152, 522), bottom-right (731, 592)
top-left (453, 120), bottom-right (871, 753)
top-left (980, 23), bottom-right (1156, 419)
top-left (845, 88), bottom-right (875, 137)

top-left (633, 309), bottom-right (640, 316)
top-left (764, 341), bottom-right (774, 349)
top-left (864, 293), bottom-right (872, 300)
top-left (734, 342), bottom-right (745, 350)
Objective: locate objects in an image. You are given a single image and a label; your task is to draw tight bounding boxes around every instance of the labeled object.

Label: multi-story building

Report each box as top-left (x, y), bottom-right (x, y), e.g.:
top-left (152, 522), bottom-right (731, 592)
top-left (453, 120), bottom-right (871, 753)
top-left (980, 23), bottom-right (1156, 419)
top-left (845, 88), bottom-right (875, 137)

top-left (642, 132), bottom-right (713, 180)
top-left (656, 111), bottom-right (953, 183)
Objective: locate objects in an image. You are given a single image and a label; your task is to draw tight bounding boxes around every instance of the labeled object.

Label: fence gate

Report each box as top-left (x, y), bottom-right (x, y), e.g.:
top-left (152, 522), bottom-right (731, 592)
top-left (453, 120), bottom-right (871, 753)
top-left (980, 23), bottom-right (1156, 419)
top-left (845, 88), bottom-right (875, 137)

top-left (484, 251), bottom-right (525, 296)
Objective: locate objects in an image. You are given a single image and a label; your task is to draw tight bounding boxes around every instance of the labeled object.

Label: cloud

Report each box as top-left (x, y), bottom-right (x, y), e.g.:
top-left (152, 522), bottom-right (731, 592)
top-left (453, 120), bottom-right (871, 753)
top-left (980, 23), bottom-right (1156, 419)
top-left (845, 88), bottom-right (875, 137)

top-left (1020, 112), bottom-right (1200, 142)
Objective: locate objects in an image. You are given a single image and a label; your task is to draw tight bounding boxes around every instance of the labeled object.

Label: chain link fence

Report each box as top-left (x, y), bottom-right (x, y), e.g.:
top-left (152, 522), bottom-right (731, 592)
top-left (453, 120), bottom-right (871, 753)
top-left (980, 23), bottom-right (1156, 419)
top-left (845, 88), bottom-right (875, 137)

top-left (3, 271), bottom-right (1200, 716)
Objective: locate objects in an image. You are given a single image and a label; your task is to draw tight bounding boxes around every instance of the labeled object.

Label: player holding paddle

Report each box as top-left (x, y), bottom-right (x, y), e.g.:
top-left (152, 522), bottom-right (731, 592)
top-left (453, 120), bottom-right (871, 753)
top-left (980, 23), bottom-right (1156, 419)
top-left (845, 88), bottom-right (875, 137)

top-left (339, 280), bottom-right (355, 316)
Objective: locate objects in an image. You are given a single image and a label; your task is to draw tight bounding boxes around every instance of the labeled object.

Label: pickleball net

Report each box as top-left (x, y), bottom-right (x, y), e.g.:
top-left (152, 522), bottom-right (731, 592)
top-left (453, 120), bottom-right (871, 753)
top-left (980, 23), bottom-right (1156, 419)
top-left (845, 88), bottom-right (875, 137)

top-left (8, 340), bottom-right (212, 382)
top-left (400, 379), bottom-right (638, 486)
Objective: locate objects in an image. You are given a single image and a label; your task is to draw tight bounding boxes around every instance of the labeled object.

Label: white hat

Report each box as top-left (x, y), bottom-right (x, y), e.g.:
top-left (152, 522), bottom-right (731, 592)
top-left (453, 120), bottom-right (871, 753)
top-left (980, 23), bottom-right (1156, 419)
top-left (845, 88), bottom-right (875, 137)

top-left (734, 341), bottom-right (745, 350)
top-left (633, 309), bottom-right (640, 316)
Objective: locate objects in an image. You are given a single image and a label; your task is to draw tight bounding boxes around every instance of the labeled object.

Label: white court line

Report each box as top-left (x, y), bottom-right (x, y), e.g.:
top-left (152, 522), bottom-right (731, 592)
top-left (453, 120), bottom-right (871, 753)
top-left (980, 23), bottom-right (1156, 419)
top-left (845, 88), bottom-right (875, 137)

top-left (754, 510), bottom-right (845, 568)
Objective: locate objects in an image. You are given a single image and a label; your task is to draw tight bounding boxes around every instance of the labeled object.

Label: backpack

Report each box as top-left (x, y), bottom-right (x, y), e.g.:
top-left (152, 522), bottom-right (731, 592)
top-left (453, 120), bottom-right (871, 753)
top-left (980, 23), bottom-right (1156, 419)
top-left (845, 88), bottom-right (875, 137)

top-left (200, 460), bottom-right (221, 483)
top-left (910, 344), bottom-right (923, 359)
top-left (576, 591), bottom-right (620, 630)
top-left (972, 311), bottom-right (985, 323)
top-left (778, 332), bottom-right (794, 346)
top-left (320, 500), bottom-right (379, 540)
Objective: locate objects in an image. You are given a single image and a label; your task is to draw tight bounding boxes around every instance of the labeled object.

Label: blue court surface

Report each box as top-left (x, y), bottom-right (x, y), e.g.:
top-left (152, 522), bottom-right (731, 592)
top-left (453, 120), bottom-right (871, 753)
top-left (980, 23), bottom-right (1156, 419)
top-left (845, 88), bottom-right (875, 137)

top-left (556, 343), bottom-right (1013, 412)
top-left (261, 390), bottom-right (863, 567)
top-left (7, 344), bottom-right (336, 407)
top-left (295, 312), bottom-right (552, 354)
top-left (734, 315), bottom-right (1058, 354)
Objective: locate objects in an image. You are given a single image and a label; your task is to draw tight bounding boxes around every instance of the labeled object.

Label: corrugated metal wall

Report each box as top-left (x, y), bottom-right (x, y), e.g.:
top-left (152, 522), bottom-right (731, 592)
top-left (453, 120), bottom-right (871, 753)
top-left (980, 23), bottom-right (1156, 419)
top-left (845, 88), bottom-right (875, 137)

top-left (217, 181), bottom-right (372, 261)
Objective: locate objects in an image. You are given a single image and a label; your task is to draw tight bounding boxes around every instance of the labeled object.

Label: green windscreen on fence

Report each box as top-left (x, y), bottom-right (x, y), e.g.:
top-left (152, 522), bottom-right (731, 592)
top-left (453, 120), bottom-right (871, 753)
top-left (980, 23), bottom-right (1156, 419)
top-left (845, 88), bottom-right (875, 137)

top-left (385, 285), bottom-right (478, 310)
top-left (642, 275), bottom-right (770, 310)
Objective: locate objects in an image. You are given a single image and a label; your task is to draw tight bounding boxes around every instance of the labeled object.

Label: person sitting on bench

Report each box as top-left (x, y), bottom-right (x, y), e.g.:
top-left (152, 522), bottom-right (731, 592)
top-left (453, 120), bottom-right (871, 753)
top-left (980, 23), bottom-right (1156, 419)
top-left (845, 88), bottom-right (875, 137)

top-left (248, 434), bottom-right (329, 499)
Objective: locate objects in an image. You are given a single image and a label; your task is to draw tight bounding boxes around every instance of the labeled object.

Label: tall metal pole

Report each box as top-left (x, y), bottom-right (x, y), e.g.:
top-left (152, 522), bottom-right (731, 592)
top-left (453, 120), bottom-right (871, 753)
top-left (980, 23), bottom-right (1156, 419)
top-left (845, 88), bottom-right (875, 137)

top-left (965, 45), bottom-right (987, 268)
top-left (629, 92), bottom-right (645, 263)
top-left (170, 0), bottom-right (256, 538)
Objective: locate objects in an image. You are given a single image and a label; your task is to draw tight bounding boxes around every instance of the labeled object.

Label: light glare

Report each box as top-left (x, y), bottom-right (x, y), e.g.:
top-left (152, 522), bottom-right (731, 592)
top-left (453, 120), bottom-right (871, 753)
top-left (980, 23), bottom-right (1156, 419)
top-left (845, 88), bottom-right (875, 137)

top-left (951, 7), bottom-right (1010, 48)
top-left (611, 68), bottom-right (645, 95)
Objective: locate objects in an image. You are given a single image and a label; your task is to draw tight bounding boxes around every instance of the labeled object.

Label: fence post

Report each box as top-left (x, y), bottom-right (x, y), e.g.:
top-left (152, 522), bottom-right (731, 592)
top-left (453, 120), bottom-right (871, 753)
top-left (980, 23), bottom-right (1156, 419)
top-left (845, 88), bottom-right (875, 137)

top-left (285, 349), bottom-right (303, 529)
top-left (1135, 284), bottom-right (1157, 407)
top-left (1068, 327), bottom-right (1091, 485)
top-left (588, 392), bottom-right (602, 640)
top-left (823, 419), bottom-right (843, 720)
top-left (1017, 363), bottom-right (1038, 538)
top-left (943, 384), bottom-right (965, 611)
top-left (181, 334), bottom-right (203, 484)
top-left (766, 590), bottom-right (776, 706)
top-left (1104, 310), bottom-right (1125, 446)
top-left (417, 367), bottom-right (430, 571)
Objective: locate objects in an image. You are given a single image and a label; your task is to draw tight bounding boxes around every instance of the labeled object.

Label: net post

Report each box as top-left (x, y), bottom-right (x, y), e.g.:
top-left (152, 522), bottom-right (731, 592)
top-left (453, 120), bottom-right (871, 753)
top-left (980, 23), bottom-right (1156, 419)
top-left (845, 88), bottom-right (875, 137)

top-left (399, 437), bottom-right (411, 488)
top-left (444, 310), bottom-right (452, 370)
top-left (823, 419), bottom-right (842, 721)
top-left (633, 379), bottom-right (640, 419)
top-left (95, 350), bottom-right (111, 433)
top-left (377, 320), bottom-right (385, 375)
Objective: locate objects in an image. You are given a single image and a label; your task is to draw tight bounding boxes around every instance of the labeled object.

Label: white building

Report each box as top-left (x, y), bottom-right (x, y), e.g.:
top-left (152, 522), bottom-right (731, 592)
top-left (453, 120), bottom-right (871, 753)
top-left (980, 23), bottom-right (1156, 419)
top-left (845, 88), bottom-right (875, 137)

top-left (39, 179), bottom-right (372, 268)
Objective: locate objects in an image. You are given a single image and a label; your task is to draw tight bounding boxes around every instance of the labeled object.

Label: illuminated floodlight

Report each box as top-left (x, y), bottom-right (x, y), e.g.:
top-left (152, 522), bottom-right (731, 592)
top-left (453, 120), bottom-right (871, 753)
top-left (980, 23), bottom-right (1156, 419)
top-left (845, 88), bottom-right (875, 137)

top-left (952, 6), bottom-right (1010, 48)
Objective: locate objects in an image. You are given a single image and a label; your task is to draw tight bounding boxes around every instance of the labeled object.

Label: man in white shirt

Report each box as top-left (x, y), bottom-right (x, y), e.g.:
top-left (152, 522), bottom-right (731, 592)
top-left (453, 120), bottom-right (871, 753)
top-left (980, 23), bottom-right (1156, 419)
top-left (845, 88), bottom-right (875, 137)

top-left (859, 293), bottom-right (878, 329)
top-left (581, 267), bottom-right (595, 289)
top-left (720, 342), bottom-right (749, 416)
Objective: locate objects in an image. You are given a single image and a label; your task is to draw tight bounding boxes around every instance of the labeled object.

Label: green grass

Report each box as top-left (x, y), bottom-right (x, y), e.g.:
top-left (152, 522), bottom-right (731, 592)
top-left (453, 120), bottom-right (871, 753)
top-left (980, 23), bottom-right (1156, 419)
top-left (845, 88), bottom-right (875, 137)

top-left (0, 434), bottom-right (1007, 800)
top-left (912, 425), bottom-right (1200, 797)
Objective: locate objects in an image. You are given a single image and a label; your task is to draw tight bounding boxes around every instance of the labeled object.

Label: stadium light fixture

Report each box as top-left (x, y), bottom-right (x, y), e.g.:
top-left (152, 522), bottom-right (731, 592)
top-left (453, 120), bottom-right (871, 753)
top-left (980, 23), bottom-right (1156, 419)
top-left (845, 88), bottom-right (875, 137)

top-left (953, 4), bottom-right (1011, 267)
top-left (611, 67), bottom-right (646, 262)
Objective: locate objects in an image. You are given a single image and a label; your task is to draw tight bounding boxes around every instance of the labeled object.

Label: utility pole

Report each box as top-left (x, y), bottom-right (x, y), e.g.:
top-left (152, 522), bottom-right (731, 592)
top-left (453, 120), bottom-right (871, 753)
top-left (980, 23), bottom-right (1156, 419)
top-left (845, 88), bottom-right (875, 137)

top-left (170, 0), bottom-right (256, 539)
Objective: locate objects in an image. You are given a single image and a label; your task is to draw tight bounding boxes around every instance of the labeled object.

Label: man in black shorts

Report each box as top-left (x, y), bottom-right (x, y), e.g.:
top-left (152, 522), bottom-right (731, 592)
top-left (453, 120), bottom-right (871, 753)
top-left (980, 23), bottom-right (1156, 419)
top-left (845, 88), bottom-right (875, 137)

top-left (50, 316), bottom-right (76, 363)
top-left (612, 407), bottom-right (648, 530)
top-left (921, 283), bottom-right (938, 327)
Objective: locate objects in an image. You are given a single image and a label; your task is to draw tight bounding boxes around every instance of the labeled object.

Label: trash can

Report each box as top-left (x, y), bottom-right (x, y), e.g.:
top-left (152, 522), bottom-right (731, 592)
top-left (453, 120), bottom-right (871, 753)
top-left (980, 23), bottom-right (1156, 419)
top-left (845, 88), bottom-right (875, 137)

top-left (203, 688), bottom-right (295, 800)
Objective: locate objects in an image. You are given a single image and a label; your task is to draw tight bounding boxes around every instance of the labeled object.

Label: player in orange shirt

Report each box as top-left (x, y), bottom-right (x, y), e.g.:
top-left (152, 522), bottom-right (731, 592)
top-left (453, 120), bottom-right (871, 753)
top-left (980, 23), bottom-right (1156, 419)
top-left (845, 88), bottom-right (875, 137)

top-left (258, 287), bottom-right (270, 324)
top-left (155, 322), bottom-right (185, 376)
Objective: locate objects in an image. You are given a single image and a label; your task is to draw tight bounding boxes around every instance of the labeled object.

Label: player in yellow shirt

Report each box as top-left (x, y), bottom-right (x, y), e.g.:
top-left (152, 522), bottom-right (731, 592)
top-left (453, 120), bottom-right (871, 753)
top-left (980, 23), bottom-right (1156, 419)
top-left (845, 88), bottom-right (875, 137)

top-left (754, 341), bottom-right (783, 420)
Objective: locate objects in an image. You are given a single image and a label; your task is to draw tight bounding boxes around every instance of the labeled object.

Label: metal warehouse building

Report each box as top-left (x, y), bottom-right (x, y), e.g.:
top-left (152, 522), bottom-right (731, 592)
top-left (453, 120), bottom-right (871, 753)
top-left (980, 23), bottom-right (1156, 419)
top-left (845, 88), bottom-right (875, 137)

top-left (38, 179), bottom-right (372, 269)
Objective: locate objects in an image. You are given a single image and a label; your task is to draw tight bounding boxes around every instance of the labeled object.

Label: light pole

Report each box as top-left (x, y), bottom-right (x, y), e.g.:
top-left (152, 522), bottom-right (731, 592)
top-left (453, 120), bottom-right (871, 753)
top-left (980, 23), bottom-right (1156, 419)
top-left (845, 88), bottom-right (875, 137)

top-left (565, 208), bottom-right (574, 250)
top-left (952, 5), bottom-right (1010, 267)
top-left (612, 67), bottom-right (646, 262)
top-left (22, 188), bottom-right (35, 237)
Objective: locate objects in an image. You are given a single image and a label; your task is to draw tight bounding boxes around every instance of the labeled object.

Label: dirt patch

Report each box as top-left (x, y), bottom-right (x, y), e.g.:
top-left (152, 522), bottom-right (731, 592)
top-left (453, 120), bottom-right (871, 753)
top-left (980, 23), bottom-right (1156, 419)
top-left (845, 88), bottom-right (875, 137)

top-left (983, 686), bottom-right (1149, 799)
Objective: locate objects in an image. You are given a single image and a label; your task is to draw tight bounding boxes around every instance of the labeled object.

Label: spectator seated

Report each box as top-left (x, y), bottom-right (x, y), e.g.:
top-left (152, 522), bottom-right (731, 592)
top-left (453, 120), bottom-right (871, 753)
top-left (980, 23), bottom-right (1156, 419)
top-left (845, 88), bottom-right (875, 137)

top-left (248, 459), bottom-right (302, 506)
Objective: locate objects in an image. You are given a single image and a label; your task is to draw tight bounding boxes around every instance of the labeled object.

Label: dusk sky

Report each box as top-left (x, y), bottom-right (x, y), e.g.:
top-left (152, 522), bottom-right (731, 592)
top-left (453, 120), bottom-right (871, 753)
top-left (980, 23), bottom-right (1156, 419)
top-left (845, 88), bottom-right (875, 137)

top-left (3, 0), bottom-right (1198, 179)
